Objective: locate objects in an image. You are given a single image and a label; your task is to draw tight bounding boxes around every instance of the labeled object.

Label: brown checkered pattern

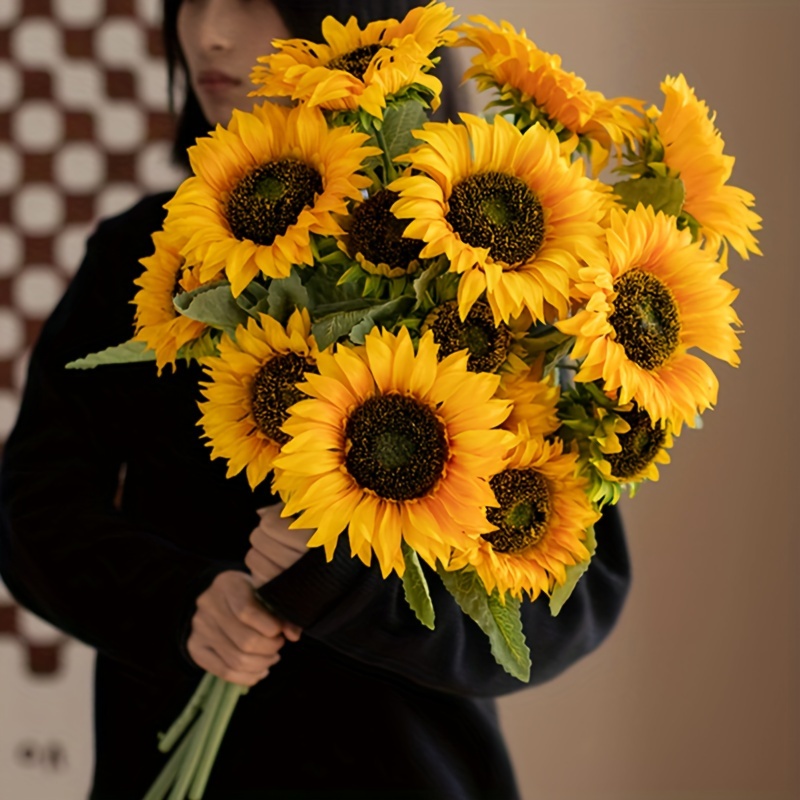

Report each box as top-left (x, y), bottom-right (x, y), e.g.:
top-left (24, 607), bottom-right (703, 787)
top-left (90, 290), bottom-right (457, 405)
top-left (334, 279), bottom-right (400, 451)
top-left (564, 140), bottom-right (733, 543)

top-left (0, 0), bottom-right (186, 674)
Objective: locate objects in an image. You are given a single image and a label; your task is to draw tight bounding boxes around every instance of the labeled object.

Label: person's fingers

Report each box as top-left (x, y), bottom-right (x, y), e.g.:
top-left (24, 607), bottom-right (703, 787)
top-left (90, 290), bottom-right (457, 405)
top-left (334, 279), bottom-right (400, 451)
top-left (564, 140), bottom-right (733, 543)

top-left (201, 571), bottom-right (282, 638)
top-left (244, 547), bottom-right (282, 586)
top-left (222, 577), bottom-right (285, 639)
top-left (282, 622), bottom-right (302, 642)
top-left (187, 640), bottom-right (276, 687)
top-left (189, 617), bottom-right (283, 671)
top-left (196, 607), bottom-right (285, 658)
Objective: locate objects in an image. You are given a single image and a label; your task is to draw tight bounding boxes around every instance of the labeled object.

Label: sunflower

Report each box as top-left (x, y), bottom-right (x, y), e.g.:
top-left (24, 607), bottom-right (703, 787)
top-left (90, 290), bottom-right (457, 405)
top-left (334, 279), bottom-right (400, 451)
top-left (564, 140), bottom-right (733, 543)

top-left (164, 102), bottom-right (377, 297)
top-left (197, 308), bottom-right (320, 489)
top-left (338, 187), bottom-right (424, 278)
top-left (495, 353), bottom-right (560, 436)
top-left (132, 224), bottom-right (222, 375)
top-left (558, 387), bottom-right (674, 506)
top-left (421, 299), bottom-right (513, 372)
top-left (455, 16), bottom-right (644, 174)
top-left (390, 113), bottom-right (609, 326)
top-left (556, 204), bottom-right (741, 429)
top-left (447, 433), bottom-right (599, 600)
top-left (271, 327), bottom-right (515, 577)
top-left (651, 73), bottom-right (762, 263)
top-left (250, 1), bottom-right (458, 118)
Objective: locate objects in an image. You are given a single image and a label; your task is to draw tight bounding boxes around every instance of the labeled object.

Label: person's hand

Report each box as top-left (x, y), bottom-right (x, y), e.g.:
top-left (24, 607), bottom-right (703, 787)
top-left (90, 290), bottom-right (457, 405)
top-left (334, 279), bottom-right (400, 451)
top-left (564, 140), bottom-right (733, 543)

top-left (187, 570), bottom-right (301, 686)
top-left (244, 503), bottom-right (314, 586)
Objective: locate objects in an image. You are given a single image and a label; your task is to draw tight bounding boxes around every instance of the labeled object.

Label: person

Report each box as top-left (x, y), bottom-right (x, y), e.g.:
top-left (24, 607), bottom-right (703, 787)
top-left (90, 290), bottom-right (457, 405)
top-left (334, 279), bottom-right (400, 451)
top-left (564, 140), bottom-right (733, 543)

top-left (0, 1), bottom-right (632, 798)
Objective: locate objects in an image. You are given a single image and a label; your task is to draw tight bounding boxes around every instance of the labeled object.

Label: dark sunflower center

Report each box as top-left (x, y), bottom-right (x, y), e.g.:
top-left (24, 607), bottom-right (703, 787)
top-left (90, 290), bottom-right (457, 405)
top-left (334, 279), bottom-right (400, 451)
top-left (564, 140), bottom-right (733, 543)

top-left (251, 353), bottom-right (316, 445)
top-left (226, 159), bottom-right (323, 246)
top-left (425, 300), bottom-right (512, 373)
top-left (606, 406), bottom-right (667, 480)
top-left (608, 269), bottom-right (681, 371)
top-left (171, 270), bottom-right (185, 300)
top-left (344, 393), bottom-right (449, 501)
top-left (446, 171), bottom-right (545, 267)
top-left (483, 468), bottom-right (551, 554)
top-left (348, 189), bottom-right (423, 271)
top-left (328, 44), bottom-right (382, 81)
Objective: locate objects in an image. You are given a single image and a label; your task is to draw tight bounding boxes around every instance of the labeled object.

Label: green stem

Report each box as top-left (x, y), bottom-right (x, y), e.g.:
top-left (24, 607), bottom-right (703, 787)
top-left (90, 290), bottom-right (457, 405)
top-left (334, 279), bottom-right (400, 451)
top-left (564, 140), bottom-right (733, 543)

top-left (188, 682), bottom-right (248, 800)
top-left (167, 677), bottom-right (226, 800)
top-left (142, 730), bottom-right (195, 800)
top-left (373, 124), bottom-right (397, 184)
top-left (158, 672), bottom-right (215, 754)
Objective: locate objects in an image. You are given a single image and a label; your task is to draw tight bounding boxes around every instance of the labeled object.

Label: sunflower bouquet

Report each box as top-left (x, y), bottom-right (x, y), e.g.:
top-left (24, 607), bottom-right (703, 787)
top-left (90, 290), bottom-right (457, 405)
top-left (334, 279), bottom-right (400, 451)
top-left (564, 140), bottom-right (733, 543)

top-left (68, 3), bottom-right (761, 798)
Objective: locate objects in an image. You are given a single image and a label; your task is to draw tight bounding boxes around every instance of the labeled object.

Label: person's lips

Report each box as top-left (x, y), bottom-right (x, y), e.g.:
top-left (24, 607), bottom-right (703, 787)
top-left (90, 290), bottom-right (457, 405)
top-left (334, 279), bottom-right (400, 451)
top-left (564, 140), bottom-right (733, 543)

top-left (196, 70), bottom-right (242, 91)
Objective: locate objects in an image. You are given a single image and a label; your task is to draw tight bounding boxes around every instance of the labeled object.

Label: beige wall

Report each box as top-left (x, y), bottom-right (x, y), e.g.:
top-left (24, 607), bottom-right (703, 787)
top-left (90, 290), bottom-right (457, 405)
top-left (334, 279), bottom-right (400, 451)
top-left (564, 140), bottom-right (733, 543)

top-left (452, 1), bottom-right (799, 798)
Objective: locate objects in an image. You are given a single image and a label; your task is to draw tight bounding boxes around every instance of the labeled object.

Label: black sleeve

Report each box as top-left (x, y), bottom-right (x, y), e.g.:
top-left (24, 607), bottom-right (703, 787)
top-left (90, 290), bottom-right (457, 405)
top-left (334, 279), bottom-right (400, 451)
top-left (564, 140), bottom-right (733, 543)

top-left (0, 202), bottom-right (230, 682)
top-left (258, 502), bottom-right (631, 698)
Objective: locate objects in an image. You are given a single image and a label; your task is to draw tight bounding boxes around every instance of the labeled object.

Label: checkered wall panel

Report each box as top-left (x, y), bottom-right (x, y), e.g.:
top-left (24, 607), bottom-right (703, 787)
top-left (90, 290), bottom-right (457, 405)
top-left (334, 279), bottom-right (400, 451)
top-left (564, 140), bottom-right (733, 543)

top-left (0, 0), bottom-right (187, 677)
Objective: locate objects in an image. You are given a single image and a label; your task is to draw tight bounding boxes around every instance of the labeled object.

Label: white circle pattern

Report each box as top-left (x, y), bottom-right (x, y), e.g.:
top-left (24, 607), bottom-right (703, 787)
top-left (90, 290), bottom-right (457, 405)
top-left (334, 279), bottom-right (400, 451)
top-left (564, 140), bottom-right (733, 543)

top-left (0, 309), bottom-right (25, 359)
top-left (96, 20), bottom-right (146, 68)
top-left (11, 103), bottom-right (65, 152)
top-left (12, 185), bottom-right (65, 235)
top-left (1, 4), bottom-right (177, 453)
top-left (0, 63), bottom-right (22, 107)
top-left (54, 143), bottom-right (105, 192)
top-left (52, 0), bottom-right (105, 27)
top-left (13, 267), bottom-right (67, 320)
top-left (96, 103), bottom-right (147, 150)
top-left (0, 0), bottom-right (20, 27)
top-left (0, 229), bottom-right (22, 277)
top-left (10, 19), bottom-right (63, 67)
top-left (54, 225), bottom-right (94, 275)
top-left (0, 145), bottom-right (22, 192)
top-left (54, 62), bottom-right (105, 111)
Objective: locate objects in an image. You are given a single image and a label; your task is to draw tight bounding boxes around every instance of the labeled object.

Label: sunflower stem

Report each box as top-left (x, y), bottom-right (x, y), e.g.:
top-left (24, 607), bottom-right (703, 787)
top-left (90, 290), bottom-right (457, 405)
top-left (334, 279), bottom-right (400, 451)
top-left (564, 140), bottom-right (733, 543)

top-left (167, 677), bottom-right (226, 800)
top-left (142, 726), bottom-right (195, 800)
top-left (158, 672), bottom-right (215, 753)
top-left (373, 124), bottom-right (398, 184)
top-left (188, 682), bottom-right (248, 800)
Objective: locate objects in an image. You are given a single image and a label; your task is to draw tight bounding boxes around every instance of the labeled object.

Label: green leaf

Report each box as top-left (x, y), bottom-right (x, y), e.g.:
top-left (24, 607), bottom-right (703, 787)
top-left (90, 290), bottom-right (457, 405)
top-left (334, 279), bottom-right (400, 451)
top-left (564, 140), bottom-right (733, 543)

top-left (543, 336), bottom-right (576, 378)
top-left (235, 280), bottom-right (272, 318)
top-left (549, 524), bottom-right (597, 616)
top-left (348, 295), bottom-right (413, 344)
top-left (612, 175), bottom-right (685, 217)
top-left (173, 281), bottom-right (249, 337)
top-left (379, 98), bottom-right (430, 162)
top-left (436, 566), bottom-right (531, 682)
top-left (400, 542), bottom-right (435, 630)
top-left (267, 269), bottom-right (309, 325)
top-left (411, 258), bottom-right (449, 310)
top-left (65, 340), bottom-right (156, 369)
top-left (304, 264), bottom-right (363, 311)
top-left (312, 309), bottom-right (374, 350)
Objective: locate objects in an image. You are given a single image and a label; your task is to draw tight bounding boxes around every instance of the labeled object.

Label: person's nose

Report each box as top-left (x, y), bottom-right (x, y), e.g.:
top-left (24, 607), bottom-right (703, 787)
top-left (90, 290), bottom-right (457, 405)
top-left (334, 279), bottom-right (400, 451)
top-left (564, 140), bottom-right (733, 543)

top-left (196, 0), bottom-right (235, 53)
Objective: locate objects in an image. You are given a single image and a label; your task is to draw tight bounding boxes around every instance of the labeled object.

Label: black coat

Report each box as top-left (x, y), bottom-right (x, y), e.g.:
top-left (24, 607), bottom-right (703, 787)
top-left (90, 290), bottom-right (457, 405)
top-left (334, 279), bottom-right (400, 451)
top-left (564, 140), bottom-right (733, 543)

top-left (0, 193), bottom-right (632, 800)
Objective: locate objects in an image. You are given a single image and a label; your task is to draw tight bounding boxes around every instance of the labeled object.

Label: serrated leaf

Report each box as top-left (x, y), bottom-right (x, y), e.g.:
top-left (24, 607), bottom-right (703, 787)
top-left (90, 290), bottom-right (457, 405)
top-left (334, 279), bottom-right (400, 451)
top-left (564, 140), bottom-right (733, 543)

top-left (412, 258), bottom-right (449, 310)
top-left (235, 280), bottom-right (272, 318)
top-left (173, 281), bottom-right (249, 336)
top-left (312, 309), bottom-right (374, 350)
top-left (400, 542), bottom-right (435, 629)
top-left (549, 524), bottom-right (597, 616)
top-left (349, 296), bottom-right (412, 344)
top-left (304, 265), bottom-right (363, 310)
top-left (436, 566), bottom-right (531, 682)
top-left (379, 99), bottom-right (430, 162)
top-left (65, 340), bottom-right (156, 369)
top-left (612, 175), bottom-right (685, 217)
top-left (267, 269), bottom-right (309, 325)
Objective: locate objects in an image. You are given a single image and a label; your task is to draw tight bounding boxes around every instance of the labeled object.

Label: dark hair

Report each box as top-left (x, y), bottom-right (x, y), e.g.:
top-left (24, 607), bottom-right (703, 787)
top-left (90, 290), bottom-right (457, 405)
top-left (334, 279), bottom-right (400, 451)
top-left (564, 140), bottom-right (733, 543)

top-left (162, 0), bottom-right (466, 169)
